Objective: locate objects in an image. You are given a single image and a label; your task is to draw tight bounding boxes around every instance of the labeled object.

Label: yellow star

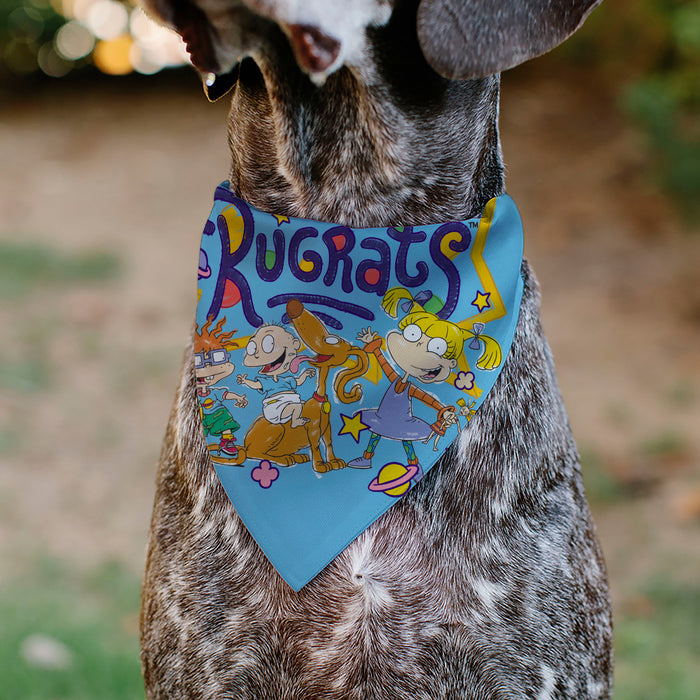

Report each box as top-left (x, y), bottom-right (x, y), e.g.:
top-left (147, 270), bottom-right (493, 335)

top-left (339, 413), bottom-right (369, 443)
top-left (471, 290), bottom-right (491, 313)
top-left (274, 214), bottom-right (290, 226)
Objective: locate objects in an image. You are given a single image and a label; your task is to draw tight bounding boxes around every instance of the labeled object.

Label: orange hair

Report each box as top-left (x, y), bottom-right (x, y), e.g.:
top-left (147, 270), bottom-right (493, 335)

top-left (194, 317), bottom-right (238, 353)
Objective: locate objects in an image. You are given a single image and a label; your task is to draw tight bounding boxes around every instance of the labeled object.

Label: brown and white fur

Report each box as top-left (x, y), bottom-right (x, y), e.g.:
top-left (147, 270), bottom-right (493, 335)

top-left (138, 1), bottom-right (614, 697)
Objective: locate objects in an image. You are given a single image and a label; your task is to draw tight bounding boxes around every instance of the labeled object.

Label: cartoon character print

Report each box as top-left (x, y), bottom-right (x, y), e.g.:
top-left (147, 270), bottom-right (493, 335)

top-left (426, 397), bottom-right (478, 452)
top-left (236, 324), bottom-right (316, 429)
top-left (195, 317), bottom-right (248, 460)
top-left (349, 287), bottom-right (502, 481)
top-left (223, 299), bottom-right (369, 473)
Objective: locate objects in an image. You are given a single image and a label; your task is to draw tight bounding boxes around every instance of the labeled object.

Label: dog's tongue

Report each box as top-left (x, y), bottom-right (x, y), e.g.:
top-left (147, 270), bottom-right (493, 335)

top-left (287, 24), bottom-right (341, 74)
top-left (290, 354), bottom-right (313, 373)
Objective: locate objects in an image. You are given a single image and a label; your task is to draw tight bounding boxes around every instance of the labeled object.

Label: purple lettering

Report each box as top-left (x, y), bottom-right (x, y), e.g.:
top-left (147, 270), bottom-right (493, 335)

top-left (256, 229), bottom-right (285, 282)
top-left (429, 223), bottom-right (471, 319)
top-left (288, 226), bottom-right (323, 282)
top-left (355, 237), bottom-right (391, 297)
top-left (388, 227), bottom-right (428, 288)
top-left (208, 197), bottom-right (263, 327)
top-left (323, 226), bottom-right (356, 293)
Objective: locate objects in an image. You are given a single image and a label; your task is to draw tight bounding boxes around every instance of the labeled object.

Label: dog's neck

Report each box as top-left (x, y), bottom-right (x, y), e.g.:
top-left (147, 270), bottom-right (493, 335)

top-left (225, 12), bottom-right (504, 228)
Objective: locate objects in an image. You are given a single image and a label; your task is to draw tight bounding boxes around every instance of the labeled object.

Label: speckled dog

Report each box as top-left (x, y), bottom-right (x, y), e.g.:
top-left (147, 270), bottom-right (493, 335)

top-left (139, 1), bottom-right (613, 697)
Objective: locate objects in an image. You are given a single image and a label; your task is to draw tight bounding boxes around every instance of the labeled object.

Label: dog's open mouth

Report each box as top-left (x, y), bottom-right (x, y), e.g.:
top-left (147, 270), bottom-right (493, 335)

top-left (310, 353), bottom-right (332, 364)
top-left (262, 349), bottom-right (287, 374)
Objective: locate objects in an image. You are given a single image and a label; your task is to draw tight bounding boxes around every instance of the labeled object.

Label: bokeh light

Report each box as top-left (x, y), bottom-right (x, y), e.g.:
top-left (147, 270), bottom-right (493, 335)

top-left (55, 21), bottom-right (94, 60)
top-left (92, 33), bottom-right (132, 75)
top-left (37, 39), bottom-right (72, 76)
top-left (85, 0), bottom-right (129, 41)
top-left (1, 0), bottom-right (190, 79)
top-left (4, 35), bottom-right (39, 74)
top-left (129, 6), bottom-right (187, 74)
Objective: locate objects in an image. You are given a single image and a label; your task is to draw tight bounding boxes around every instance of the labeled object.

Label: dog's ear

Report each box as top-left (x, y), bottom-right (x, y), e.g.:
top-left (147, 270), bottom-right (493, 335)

top-left (416, 0), bottom-right (603, 80)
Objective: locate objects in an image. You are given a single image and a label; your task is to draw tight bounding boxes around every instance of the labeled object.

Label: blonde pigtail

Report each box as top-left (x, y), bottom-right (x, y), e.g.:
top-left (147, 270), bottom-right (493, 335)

top-left (462, 327), bottom-right (503, 371)
top-left (382, 287), bottom-right (422, 318)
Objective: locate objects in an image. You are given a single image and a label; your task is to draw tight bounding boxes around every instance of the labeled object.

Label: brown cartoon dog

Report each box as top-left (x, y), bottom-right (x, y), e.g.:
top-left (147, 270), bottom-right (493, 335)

top-left (232, 299), bottom-right (368, 472)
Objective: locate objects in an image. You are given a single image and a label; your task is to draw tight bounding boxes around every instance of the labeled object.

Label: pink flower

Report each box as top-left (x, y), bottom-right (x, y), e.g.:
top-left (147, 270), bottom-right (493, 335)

top-left (252, 460), bottom-right (279, 489)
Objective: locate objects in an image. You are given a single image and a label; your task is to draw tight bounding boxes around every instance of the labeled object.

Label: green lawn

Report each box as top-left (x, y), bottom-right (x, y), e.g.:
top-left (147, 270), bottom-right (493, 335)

top-left (0, 560), bottom-right (143, 700)
top-left (614, 579), bottom-right (700, 700)
top-left (0, 241), bottom-right (120, 300)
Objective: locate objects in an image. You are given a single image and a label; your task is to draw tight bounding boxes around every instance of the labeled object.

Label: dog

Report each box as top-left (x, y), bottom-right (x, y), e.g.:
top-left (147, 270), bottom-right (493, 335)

top-left (139, 1), bottom-right (614, 697)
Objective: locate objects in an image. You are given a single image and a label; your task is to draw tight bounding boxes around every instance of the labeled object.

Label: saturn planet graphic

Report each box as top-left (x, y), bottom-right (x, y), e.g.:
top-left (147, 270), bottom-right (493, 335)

top-left (368, 462), bottom-right (420, 497)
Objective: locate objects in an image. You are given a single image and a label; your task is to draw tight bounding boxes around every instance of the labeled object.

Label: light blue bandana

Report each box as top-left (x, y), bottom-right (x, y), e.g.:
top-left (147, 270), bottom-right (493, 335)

top-left (195, 182), bottom-right (524, 590)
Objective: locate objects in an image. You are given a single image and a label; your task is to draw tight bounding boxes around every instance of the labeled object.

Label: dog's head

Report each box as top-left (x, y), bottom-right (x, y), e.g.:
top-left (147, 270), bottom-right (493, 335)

top-left (141, 0), bottom-right (602, 97)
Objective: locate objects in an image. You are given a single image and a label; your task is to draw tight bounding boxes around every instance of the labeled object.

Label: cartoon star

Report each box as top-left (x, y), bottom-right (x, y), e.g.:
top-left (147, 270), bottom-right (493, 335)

top-left (339, 413), bottom-right (369, 443)
top-left (471, 290), bottom-right (491, 312)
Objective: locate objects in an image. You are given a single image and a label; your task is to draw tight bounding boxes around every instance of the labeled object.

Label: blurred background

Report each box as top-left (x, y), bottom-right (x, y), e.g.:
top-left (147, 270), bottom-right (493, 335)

top-left (0, 0), bottom-right (698, 697)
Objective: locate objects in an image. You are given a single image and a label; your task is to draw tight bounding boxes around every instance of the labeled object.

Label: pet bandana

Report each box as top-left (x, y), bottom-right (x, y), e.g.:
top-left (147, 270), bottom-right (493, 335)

top-left (195, 182), bottom-right (524, 590)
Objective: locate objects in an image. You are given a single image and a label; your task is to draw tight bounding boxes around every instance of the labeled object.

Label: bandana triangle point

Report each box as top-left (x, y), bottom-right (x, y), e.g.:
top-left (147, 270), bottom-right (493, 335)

top-left (195, 182), bottom-right (524, 589)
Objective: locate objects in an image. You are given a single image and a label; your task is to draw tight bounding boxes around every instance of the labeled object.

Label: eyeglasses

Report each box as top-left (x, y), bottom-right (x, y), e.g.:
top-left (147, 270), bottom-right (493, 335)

top-left (194, 349), bottom-right (230, 369)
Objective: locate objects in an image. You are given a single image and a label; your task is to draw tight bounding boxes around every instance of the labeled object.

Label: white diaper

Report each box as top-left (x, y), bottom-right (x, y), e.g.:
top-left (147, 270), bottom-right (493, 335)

top-left (262, 392), bottom-right (302, 423)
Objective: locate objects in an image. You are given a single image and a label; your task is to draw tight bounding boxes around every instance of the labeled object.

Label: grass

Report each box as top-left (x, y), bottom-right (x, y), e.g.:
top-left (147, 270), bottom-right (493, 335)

top-left (580, 428), bottom-right (691, 506)
top-left (639, 430), bottom-right (689, 461)
top-left (0, 241), bottom-right (121, 300)
top-left (665, 381), bottom-right (696, 408)
top-left (580, 448), bottom-right (628, 504)
top-left (1, 558), bottom-right (697, 699)
top-left (0, 356), bottom-right (50, 392)
top-left (614, 580), bottom-right (700, 700)
top-left (0, 559), bottom-right (144, 700)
